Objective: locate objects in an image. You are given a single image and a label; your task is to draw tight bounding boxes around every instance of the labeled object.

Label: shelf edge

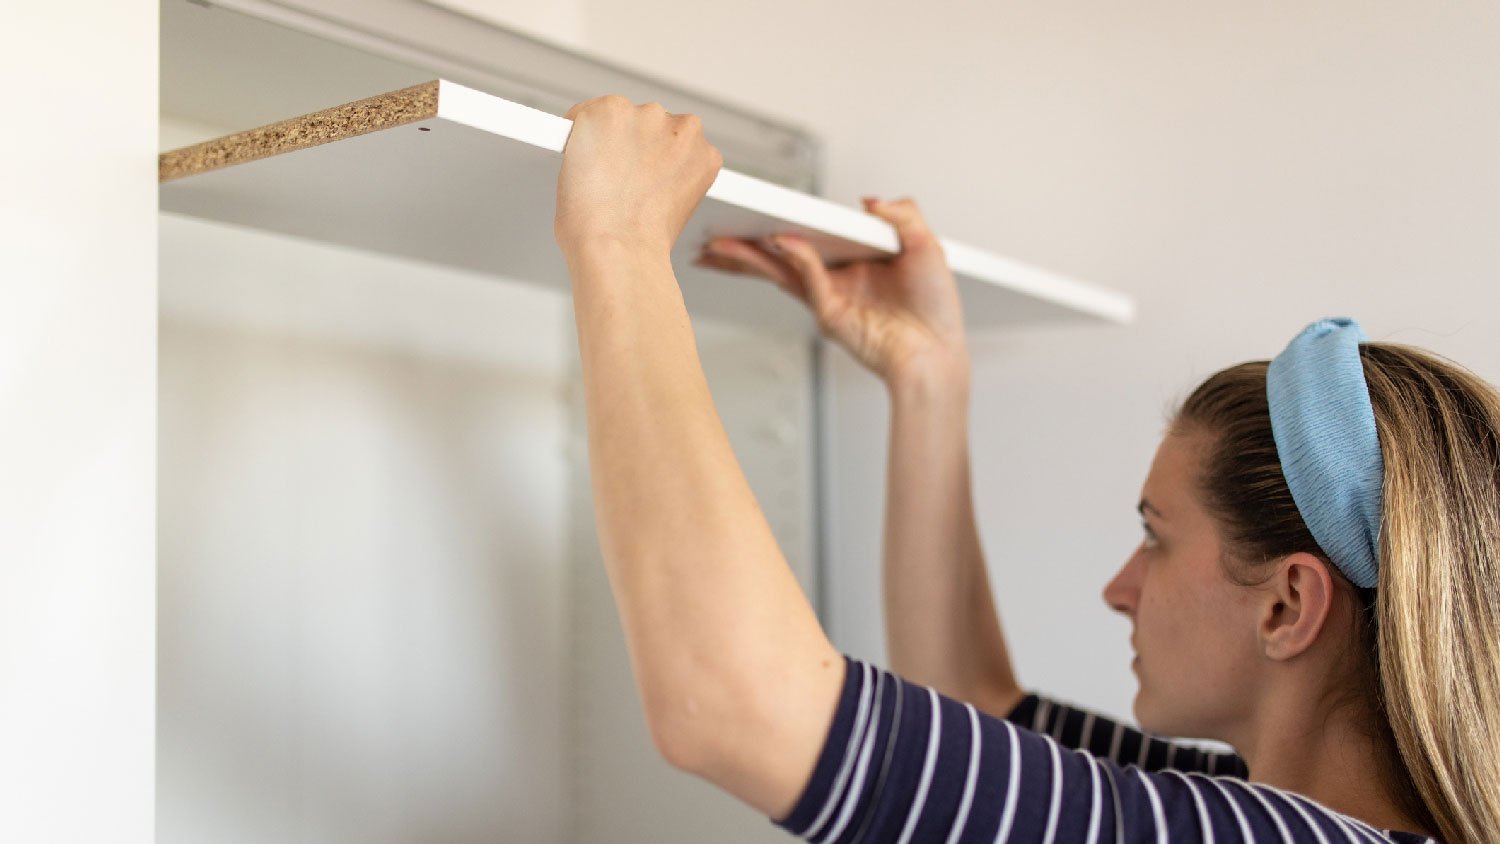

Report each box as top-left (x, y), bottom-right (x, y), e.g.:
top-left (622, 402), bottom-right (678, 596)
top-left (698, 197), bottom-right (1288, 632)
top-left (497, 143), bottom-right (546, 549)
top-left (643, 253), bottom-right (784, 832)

top-left (158, 79), bottom-right (440, 183)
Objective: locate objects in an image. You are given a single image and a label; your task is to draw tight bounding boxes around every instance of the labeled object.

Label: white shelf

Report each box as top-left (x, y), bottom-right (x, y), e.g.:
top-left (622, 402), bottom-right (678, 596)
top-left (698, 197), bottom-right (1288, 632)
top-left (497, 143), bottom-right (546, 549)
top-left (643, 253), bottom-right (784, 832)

top-left (159, 79), bottom-right (1135, 331)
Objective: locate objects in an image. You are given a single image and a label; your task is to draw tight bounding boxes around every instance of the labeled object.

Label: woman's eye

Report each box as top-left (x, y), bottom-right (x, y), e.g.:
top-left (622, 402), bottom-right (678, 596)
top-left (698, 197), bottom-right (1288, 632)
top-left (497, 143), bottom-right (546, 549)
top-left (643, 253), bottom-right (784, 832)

top-left (1140, 522), bottom-right (1159, 549)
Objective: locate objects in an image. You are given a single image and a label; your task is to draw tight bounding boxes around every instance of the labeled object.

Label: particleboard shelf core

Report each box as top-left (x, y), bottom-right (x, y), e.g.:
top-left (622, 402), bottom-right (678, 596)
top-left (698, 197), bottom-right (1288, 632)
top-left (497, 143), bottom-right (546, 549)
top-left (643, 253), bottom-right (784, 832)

top-left (160, 81), bottom-right (440, 182)
top-left (159, 79), bottom-right (1135, 332)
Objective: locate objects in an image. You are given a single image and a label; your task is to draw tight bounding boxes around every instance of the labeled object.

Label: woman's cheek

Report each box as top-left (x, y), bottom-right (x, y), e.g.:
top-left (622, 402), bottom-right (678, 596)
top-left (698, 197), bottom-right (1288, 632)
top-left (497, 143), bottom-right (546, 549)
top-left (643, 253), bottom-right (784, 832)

top-left (1145, 579), bottom-right (1194, 655)
top-left (1145, 581), bottom-right (1206, 693)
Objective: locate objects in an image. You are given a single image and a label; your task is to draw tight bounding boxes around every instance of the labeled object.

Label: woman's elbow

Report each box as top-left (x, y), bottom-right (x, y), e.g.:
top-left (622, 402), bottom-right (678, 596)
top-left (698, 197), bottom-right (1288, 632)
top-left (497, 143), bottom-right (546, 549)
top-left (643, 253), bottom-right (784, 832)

top-left (645, 693), bottom-right (791, 817)
top-left (640, 652), bottom-right (846, 818)
top-left (642, 683), bottom-right (736, 775)
top-left (647, 709), bottom-right (707, 773)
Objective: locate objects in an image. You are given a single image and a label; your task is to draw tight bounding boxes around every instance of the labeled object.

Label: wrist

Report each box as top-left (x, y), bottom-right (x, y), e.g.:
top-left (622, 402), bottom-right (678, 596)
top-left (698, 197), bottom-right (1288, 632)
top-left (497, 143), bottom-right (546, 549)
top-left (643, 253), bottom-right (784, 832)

top-left (559, 228), bottom-right (672, 264)
top-left (885, 347), bottom-right (971, 401)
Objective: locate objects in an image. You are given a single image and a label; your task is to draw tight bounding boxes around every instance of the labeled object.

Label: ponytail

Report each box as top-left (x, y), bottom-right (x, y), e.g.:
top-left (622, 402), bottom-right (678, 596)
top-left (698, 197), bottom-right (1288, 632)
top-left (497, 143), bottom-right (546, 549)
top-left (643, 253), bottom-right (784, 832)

top-left (1362, 344), bottom-right (1500, 842)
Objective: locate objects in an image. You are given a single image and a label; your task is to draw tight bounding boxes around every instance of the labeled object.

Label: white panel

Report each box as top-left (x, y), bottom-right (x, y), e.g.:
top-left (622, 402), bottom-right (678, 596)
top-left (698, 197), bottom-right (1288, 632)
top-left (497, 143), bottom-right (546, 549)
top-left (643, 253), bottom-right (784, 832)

top-left (162, 0), bottom-right (433, 136)
top-left (0, 2), bottom-right (157, 842)
top-left (178, 0), bottom-right (817, 189)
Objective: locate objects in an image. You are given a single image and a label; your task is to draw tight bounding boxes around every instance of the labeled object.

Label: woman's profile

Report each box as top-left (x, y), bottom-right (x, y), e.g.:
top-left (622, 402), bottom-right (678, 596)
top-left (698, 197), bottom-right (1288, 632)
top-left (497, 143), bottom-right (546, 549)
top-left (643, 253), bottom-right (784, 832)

top-left (553, 96), bottom-right (1498, 842)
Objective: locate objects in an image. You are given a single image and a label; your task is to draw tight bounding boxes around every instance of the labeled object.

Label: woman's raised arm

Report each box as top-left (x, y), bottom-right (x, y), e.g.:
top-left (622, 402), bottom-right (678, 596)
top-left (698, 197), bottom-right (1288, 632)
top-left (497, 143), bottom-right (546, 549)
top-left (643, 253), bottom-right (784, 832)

top-left (555, 96), bottom-right (844, 820)
top-left (698, 197), bottom-right (1024, 715)
top-left (884, 353), bottom-right (1024, 716)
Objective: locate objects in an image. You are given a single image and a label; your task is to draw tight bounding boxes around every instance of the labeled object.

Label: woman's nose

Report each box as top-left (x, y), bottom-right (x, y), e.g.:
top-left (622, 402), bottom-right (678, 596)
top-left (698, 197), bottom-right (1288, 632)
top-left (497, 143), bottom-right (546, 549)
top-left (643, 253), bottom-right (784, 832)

top-left (1102, 555), bottom-right (1140, 617)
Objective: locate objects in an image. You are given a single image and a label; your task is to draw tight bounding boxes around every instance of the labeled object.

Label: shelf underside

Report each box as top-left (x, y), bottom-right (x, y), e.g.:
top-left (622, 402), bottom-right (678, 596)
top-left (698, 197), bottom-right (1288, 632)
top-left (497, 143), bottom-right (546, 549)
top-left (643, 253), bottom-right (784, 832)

top-left (160, 80), bottom-right (1133, 333)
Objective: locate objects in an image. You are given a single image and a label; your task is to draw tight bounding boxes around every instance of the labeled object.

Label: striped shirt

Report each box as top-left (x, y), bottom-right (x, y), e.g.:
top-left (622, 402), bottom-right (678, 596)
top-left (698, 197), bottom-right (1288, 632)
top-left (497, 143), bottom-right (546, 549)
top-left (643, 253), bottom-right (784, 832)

top-left (770, 656), bottom-right (1438, 843)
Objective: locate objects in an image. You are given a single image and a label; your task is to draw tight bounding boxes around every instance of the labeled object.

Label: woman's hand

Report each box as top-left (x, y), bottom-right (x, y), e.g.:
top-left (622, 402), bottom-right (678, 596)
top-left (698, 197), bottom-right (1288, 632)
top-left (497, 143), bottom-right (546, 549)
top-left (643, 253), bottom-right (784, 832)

top-left (693, 197), bottom-right (969, 384)
top-left (554, 95), bottom-right (724, 258)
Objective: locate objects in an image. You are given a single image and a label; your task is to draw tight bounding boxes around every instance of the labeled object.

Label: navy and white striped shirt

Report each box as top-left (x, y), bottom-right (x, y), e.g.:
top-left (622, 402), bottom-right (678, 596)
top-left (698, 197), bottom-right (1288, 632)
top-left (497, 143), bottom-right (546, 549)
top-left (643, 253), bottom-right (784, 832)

top-left (771, 656), bottom-right (1437, 843)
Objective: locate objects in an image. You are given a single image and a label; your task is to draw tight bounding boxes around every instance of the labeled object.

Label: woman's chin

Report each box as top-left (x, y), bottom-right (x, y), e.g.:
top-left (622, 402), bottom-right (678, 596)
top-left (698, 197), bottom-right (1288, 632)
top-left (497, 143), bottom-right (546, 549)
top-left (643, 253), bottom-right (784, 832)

top-left (1130, 682), bottom-right (1153, 730)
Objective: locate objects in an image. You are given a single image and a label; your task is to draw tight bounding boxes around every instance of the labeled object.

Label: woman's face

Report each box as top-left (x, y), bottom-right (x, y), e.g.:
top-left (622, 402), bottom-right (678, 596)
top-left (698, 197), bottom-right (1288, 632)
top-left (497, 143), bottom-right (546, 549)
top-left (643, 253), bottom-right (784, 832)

top-left (1102, 429), bottom-right (1264, 742)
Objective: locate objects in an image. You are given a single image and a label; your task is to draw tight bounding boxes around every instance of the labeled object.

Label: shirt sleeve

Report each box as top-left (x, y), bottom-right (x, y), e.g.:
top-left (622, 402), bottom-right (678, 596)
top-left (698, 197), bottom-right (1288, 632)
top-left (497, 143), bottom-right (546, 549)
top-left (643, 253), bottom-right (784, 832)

top-left (769, 655), bottom-right (1414, 843)
top-left (1004, 691), bottom-right (1250, 778)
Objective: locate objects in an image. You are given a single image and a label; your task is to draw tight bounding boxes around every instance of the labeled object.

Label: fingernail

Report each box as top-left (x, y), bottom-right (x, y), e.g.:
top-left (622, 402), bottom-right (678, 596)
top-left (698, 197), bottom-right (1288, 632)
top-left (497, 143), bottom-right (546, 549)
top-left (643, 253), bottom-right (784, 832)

top-left (765, 236), bottom-right (786, 254)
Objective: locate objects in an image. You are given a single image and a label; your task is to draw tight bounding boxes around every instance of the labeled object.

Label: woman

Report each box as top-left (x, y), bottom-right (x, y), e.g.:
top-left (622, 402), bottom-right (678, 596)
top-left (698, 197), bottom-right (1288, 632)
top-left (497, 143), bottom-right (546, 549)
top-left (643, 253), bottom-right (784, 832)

top-left (553, 95), bottom-right (1499, 842)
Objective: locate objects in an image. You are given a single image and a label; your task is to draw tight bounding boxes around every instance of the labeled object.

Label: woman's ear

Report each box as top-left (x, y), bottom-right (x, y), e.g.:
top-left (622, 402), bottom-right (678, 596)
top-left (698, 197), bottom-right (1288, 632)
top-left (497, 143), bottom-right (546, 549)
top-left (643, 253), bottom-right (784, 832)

top-left (1259, 552), bottom-right (1336, 662)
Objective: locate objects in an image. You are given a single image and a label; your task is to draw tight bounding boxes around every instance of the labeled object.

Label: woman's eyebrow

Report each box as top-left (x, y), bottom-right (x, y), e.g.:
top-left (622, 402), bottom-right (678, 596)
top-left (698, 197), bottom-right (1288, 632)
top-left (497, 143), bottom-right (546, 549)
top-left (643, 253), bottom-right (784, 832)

top-left (1137, 498), bottom-right (1165, 519)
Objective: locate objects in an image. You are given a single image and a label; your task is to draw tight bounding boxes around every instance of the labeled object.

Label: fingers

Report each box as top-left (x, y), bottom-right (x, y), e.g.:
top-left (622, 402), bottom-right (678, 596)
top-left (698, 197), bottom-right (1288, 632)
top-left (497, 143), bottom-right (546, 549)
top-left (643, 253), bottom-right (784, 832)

top-left (694, 239), bottom-right (810, 305)
top-left (861, 195), bottom-right (938, 254)
top-left (564, 94), bottom-right (627, 121)
top-left (767, 234), bottom-right (841, 330)
top-left (695, 234), bottom-right (839, 329)
top-left (564, 95), bottom-right (672, 124)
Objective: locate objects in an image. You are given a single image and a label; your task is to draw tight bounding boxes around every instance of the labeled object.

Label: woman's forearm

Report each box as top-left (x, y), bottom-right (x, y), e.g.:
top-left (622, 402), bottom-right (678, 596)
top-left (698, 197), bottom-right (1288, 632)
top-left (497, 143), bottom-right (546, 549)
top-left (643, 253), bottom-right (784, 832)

top-left (883, 360), bottom-right (1023, 715)
top-left (564, 237), bottom-right (842, 817)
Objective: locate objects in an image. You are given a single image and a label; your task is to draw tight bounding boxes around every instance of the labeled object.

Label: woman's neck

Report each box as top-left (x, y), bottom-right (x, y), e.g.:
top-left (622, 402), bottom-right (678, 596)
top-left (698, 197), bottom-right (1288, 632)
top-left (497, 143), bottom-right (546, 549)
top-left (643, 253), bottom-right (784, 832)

top-left (1233, 700), bottom-right (1435, 837)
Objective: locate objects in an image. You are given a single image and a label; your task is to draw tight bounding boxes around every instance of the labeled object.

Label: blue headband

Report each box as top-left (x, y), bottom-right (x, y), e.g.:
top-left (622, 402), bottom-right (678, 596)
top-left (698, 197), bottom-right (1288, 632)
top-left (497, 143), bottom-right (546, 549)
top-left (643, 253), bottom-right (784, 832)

top-left (1266, 317), bottom-right (1384, 589)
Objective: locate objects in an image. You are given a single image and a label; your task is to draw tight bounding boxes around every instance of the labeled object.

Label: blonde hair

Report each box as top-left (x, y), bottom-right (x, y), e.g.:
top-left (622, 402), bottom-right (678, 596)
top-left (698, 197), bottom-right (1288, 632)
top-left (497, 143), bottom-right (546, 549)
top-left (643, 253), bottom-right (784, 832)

top-left (1173, 341), bottom-right (1500, 841)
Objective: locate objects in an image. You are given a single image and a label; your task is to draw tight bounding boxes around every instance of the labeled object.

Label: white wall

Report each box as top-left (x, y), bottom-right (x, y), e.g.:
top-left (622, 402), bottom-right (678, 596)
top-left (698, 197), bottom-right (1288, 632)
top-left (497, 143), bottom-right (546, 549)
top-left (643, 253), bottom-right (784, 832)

top-left (156, 212), bottom-right (576, 842)
top-left (0, 3), bottom-right (157, 842)
top-left (563, 0), bottom-right (1500, 725)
